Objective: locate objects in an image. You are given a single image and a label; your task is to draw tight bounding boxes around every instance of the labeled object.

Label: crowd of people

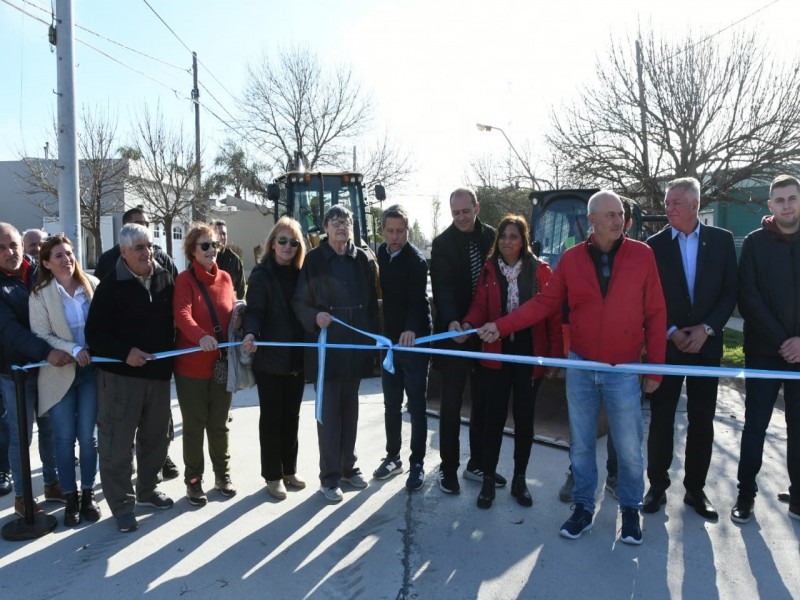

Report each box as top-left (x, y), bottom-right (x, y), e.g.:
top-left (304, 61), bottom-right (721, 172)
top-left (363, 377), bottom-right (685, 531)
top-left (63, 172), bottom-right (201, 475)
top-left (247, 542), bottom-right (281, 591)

top-left (0, 174), bottom-right (797, 543)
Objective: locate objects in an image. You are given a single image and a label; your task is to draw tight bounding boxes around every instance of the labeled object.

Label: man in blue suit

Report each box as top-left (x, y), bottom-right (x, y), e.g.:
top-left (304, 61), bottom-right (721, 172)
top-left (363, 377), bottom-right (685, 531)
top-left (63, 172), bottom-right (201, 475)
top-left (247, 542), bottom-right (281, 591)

top-left (643, 177), bottom-right (737, 520)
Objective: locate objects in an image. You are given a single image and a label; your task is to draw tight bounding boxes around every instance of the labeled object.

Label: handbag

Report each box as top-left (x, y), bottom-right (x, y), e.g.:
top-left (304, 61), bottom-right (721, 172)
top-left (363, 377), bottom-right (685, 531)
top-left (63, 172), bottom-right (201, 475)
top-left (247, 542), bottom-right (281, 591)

top-left (191, 267), bottom-right (228, 385)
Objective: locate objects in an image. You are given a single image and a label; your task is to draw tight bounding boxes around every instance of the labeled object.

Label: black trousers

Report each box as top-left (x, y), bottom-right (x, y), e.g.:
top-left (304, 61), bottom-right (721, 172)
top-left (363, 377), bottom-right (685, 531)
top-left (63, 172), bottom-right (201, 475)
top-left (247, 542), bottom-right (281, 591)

top-left (255, 371), bottom-right (305, 482)
top-left (438, 359), bottom-right (485, 475)
top-left (481, 363), bottom-right (542, 478)
top-left (647, 353), bottom-right (720, 492)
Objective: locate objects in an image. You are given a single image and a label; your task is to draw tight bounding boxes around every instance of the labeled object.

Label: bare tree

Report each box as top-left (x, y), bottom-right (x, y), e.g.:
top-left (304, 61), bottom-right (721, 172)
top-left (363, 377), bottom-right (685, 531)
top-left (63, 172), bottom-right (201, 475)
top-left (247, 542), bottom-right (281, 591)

top-left (467, 154), bottom-right (534, 227)
top-left (431, 195), bottom-right (442, 238)
top-left (357, 132), bottom-right (414, 196)
top-left (121, 105), bottom-right (199, 256)
top-left (548, 28), bottom-right (800, 211)
top-left (18, 107), bottom-right (128, 265)
top-left (239, 46), bottom-right (411, 193)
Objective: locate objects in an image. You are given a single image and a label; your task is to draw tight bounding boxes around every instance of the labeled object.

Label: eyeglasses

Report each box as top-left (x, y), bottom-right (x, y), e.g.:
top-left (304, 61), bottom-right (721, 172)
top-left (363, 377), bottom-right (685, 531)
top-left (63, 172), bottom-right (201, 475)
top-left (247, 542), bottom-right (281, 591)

top-left (196, 241), bottom-right (219, 251)
top-left (327, 219), bottom-right (352, 229)
top-left (277, 237), bottom-right (301, 248)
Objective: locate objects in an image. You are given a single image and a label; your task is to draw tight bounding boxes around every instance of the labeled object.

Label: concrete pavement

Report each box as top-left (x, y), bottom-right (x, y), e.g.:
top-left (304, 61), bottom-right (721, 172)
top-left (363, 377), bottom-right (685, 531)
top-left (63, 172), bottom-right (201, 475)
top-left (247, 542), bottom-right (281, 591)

top-left (0, 377), bottom-right (798, 599)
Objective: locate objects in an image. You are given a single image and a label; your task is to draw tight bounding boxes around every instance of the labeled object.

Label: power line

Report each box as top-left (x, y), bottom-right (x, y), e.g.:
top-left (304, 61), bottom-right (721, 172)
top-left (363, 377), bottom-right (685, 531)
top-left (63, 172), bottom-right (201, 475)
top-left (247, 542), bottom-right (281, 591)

top-left (1, 0), bottom-right (48, 25)
top-left (656, 0), bottom-right (781, 64)
top-left (140, 0), bottom-right (193, 55)
top-left (18, 0), bottom-right (189, 72)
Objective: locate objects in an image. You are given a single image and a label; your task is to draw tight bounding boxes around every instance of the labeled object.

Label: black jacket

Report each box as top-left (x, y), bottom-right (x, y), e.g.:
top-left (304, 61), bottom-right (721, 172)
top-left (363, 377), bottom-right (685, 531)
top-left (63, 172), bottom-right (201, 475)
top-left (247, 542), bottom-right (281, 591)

top-left (738, 216), bottom-right (800, 358)
top-left (94, 244), bottom-right (178, 281)
top-left (378, 241), bottom-right (431, 342)
top-left (217, 246), bottom-right (245, 299)
top-left (292, 240), bottom-right (378, 380)
top-left (0, 259), bottom-right (51, 373)
top-left (85, 260), bottom-right (176, 380)
top-left (429, 219), bottom-right (496, 364)
top-left (244, 258), bottom-right (304, 374)
top-left (647, 224), bottom-right (737, 361)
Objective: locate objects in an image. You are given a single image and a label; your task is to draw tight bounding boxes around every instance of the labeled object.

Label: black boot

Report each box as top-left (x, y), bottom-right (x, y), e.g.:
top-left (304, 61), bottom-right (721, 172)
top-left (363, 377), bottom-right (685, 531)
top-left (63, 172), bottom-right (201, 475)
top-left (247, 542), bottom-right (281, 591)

top-left (511, 475), bottom-right (533, 507)
top-left (477, 475), bottom-right (495, 509)
top-left (80, 488), bottom-right (101, 522)
top-left (64, 491), bottom-right (81, 526)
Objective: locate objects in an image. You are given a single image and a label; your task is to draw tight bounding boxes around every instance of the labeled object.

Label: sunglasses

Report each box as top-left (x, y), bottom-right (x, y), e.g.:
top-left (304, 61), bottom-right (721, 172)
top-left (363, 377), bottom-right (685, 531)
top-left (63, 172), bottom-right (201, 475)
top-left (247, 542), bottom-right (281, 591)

top-left (277, 237), bottom-right (301, 248)
top-left (197, 241), bottom-right (219, 251)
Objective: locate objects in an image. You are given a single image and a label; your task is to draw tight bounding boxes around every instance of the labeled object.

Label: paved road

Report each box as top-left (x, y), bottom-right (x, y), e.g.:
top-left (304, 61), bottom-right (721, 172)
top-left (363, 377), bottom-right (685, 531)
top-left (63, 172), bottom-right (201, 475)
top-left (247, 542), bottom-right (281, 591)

top-left (0, 377), bottom-right (797, 599)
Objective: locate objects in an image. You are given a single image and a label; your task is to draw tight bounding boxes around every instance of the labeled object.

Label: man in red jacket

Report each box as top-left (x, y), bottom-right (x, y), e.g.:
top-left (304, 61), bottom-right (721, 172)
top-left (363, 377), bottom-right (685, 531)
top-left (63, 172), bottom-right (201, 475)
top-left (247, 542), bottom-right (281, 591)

top-left (478, 191), bottom-right (666, 545)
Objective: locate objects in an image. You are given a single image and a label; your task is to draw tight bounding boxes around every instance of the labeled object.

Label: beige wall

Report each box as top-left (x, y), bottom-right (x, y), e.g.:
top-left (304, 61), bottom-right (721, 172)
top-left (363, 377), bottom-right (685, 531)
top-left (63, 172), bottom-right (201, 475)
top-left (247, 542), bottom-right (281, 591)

top-left (208, 208), bottom-right (275, 278)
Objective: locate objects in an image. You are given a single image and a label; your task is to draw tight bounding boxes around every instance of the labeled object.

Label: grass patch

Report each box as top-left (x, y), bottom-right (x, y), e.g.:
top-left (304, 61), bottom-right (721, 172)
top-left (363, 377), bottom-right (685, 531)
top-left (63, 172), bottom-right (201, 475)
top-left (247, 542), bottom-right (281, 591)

top-left (722, 328), bottom-right (744, 368)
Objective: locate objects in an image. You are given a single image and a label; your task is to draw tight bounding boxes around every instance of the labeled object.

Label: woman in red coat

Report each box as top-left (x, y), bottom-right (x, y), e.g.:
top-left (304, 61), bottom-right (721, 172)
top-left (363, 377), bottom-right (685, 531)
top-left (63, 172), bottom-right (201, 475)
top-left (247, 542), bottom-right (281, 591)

top-left (174, 223), bottom-right (237, 507)
top-left (461, 215), bottom-right (563, 509)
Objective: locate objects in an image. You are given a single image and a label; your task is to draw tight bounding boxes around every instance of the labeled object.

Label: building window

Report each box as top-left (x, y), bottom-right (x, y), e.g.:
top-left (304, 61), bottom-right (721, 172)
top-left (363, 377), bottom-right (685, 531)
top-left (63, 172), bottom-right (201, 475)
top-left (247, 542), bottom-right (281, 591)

top-left (173, 226), bottom-right (183, 240)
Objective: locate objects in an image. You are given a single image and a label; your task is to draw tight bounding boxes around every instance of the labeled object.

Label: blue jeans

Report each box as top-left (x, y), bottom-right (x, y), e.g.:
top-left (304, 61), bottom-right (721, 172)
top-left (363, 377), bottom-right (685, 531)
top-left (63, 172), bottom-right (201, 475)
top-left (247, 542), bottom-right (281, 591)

top-left (49, 365), bottom-right (98, 493)
top-left (737, 355), bottom-right (800, 504)
top-left (566, 352), bottom-right (644, 512)
top-left (0, 373), bottom-right (58, 494)
top-left (381, 351), bottom-right (429, 466)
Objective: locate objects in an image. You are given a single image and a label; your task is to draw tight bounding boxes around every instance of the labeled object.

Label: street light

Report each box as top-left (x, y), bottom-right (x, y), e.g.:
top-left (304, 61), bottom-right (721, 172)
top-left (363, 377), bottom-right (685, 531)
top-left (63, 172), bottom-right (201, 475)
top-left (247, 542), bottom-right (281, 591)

top-left (476, 122), bottom-right (540, 190)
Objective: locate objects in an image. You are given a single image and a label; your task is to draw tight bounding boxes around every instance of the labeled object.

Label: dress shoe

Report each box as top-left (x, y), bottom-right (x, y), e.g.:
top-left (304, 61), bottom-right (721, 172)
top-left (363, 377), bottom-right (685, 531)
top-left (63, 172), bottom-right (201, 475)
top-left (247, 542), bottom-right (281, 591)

top-left (80, 489), bottom-right (101, 522)
top-left (64, 491), bottom-right (81, 527)
top-left (642, 487), bottom-right (667, 513)
top-left (684, 489), bottom-right (718, 520)
top-left (731, 495), bottom-right (754, 524)
top-left (477, 476), bottom-right (495, 509)
top-left (511, 475), bottom-right (533, 507)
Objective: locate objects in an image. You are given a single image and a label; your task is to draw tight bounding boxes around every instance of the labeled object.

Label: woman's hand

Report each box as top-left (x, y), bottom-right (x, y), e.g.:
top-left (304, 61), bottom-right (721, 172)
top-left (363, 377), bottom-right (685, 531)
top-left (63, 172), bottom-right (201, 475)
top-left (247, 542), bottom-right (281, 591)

top-left (75, 348), bottom-right (92, 367)
top-left (199, 335), bottom-right (218, 352)
top-left (316, 312), bottom-right (333, 329)
top-left (242, 333), bottom-right (257, 353)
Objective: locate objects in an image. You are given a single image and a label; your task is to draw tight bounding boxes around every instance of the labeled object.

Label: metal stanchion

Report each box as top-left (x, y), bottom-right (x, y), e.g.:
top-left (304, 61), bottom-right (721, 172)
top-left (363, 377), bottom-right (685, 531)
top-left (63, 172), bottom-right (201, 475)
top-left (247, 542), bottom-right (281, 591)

top-left (1, 368), bottom-right (57, 541)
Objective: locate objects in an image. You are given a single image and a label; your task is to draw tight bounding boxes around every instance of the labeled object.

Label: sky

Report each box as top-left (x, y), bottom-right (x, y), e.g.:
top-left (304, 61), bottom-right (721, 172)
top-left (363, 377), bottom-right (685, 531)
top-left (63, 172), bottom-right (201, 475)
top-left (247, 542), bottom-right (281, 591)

top-left (1, 0), bottom-right (796, 235)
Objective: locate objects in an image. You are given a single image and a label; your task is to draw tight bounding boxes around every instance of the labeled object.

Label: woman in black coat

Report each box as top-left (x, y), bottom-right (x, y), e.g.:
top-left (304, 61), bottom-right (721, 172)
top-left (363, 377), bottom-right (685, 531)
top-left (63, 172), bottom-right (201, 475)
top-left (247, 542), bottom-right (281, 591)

top-left (243, 217), bottom-right (307, 501)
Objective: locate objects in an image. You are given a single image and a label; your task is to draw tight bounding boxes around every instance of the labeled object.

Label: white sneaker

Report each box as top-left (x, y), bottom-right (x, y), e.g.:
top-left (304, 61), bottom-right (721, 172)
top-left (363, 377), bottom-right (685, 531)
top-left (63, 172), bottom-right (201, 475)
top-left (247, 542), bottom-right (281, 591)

top-left (342, 473), bottom-right (369, 489)
top-left (319, 485), bottom-right (344, 503)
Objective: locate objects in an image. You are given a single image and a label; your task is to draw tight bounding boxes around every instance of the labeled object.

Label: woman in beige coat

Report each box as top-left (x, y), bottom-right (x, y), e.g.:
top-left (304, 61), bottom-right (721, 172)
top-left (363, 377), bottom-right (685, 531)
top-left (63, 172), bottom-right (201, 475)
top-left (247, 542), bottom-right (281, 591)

top-left (29, 234), bottom-right (100, 526)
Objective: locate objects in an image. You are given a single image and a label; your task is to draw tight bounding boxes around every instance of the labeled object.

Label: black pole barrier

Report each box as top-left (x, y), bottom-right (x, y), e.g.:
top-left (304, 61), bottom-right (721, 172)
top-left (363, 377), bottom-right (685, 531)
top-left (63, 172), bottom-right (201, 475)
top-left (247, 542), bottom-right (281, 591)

top-left (1, 368), bottom-right (57, 541)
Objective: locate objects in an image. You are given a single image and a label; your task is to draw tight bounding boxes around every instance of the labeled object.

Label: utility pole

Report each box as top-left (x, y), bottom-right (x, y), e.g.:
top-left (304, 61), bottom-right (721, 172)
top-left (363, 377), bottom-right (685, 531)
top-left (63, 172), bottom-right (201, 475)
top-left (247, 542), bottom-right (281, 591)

top-left (54, 0), bottom-right (82, 263)
top-left (636, 39), bottom-right (650, 197)
top-left (192, 52), bottom-right (202, 221)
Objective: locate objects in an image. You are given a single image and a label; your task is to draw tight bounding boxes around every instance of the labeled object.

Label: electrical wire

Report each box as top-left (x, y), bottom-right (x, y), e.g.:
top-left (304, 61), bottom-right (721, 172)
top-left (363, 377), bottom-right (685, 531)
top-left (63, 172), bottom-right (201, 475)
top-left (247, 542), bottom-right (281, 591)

top-left (1, 0), bottom-right (48, 25)
top-left (140, 0), bottom-right (193, 54)
top-left (655, 0), bottom-right (781, 64)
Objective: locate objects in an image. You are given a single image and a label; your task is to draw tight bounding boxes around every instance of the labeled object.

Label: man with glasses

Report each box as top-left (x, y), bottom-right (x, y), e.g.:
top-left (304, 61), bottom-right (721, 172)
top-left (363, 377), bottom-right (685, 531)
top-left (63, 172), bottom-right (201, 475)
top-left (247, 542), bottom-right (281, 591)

top-left (211, 220), bottom-right (245, 299)
top-left (86, 224), bottom-right (177, 532)
top-left (94, 207), bottom-right (177, 281)
top-left (293, 206), bottom-right (378, 503)
top-left (643, 177), bottom-right (737, 520)
top-left (478, 191), bottom-right (666, 544)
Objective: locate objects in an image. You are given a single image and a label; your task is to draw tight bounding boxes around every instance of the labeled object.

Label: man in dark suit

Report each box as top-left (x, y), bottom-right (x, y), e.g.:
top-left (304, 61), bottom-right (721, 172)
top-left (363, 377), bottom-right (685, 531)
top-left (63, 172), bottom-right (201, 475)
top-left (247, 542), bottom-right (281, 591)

top-left (643, 177), bottom-right (737, 519)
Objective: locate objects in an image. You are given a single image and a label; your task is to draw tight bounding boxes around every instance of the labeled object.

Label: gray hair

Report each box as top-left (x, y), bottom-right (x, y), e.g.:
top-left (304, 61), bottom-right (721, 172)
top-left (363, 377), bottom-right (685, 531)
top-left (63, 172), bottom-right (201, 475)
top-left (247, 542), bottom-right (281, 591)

top-left (665, 177), bottom-right (701, 201)
top-left (449, 187), bottom-right (478, 207)
top-left (0, 222), bottom-right (21, 239)
top-left (323, 205), bottom-right (353, 228)
top-left (118, 223), bottom-right (152, 248)
top-left (381, 204), bottom-right (409, 229)
top-left (587, 190), bottom-right (621, 214)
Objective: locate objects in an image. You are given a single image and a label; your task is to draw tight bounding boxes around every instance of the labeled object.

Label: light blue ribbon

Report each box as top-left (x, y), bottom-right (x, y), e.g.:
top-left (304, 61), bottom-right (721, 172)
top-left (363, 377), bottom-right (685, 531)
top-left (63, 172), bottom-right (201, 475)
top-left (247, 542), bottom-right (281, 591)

top-left (11, 321), bottom-right (800, 429)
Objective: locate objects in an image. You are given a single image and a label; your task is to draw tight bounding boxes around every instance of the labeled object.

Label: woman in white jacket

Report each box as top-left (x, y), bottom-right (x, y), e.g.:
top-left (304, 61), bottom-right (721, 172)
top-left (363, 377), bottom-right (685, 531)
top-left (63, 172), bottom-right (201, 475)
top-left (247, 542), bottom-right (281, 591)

top-left (29, 234), bottom-right (100, 526)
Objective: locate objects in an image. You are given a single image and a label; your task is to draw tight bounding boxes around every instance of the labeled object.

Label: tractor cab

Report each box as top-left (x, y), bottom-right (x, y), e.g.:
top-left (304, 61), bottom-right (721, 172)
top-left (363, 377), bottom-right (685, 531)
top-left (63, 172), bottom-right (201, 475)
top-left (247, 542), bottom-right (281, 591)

top-left (267, 170), bottom-right (385, 250)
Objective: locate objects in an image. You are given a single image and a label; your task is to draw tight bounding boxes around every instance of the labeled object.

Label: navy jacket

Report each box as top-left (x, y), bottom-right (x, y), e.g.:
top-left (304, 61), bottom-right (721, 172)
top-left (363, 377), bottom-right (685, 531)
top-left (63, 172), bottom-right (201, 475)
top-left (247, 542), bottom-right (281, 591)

top-left (647, 224), bottom-right (737, 361)
top-left (378, 241), bottom-right (431, 342)
top-left (0, 259), bottom-right (51, 373)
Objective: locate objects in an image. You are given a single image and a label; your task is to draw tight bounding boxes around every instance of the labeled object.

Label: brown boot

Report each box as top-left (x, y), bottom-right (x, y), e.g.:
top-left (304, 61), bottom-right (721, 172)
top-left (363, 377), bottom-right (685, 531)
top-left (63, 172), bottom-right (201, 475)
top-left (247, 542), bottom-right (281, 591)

top-left (14, 496), bottom-right (45, 518)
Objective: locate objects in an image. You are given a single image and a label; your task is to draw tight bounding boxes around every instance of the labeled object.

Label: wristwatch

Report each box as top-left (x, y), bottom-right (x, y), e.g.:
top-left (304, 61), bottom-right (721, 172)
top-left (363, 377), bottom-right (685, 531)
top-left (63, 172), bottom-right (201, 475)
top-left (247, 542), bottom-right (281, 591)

top-left (702, 324), bottom-right (715, 336)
